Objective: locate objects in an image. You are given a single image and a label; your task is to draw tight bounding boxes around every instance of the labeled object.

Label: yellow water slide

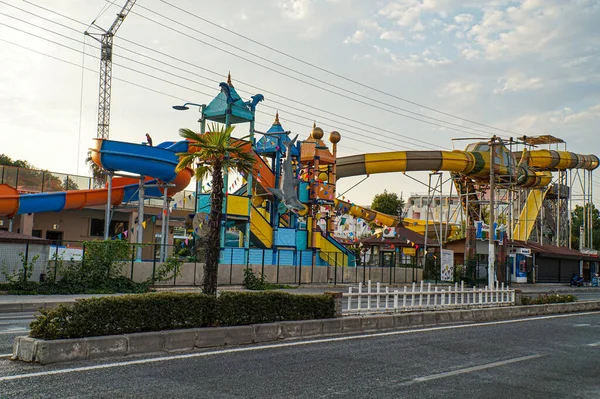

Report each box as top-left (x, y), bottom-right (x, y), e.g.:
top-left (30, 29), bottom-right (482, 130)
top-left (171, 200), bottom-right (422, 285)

top-left (250, 205), bottom-right (273, 248)
top-left (332, 198), bottom-right (459, 241)
top-left (513, 187), bottom-right (551, 241)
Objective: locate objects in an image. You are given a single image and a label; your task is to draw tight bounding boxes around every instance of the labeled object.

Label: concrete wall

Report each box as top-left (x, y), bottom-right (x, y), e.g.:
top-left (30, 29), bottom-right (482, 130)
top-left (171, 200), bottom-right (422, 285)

top-left (0, 242), bottom-right (50, 283)
top-left (118, 262), bottom-right (424, 287)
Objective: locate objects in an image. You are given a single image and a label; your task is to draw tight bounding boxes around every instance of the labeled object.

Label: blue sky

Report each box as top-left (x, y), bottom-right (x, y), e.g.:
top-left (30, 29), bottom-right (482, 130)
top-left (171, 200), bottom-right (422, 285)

top-left (1, 0), bottom-right (599, 205)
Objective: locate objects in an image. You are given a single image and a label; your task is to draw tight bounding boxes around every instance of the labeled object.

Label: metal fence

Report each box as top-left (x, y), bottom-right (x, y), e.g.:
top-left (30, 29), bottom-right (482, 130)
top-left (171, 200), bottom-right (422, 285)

top-left (343, 280), bottom-right (515, 315)
top-left (0, 240), bottom-right (426, 287)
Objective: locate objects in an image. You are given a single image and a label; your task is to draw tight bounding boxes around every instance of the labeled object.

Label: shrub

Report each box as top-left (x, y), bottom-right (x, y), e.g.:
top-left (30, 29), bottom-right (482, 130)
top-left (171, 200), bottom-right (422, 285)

top-left (242, 268), bottom-right (296, 290)
top-left (30, 293), bottom-right (217, 340)
top-left (521, 293), bottom-right (577, 305)
top-left (29, 291), bottom-right (335, 340)
top-left (218, 291), bottom-right (335, 326)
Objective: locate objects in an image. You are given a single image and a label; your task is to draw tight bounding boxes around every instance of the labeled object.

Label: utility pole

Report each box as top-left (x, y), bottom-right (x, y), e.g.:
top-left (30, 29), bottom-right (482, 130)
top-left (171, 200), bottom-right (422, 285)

top-left (488, 136), bottom-right (497, 288)
top-left (85, 0), bottom-right (137, 139)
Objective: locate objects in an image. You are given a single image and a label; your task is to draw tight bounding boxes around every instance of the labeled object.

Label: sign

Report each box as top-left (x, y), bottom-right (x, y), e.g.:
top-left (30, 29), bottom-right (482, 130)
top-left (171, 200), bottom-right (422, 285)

top-left (440, 249), bottom-right (454, 282)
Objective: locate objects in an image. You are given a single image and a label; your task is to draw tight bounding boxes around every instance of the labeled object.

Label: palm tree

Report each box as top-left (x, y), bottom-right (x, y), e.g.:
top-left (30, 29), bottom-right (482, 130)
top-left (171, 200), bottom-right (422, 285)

top-left (85, 151), bottom-right (106, 188)
top-left (176, 124), bottom-right (255, 296)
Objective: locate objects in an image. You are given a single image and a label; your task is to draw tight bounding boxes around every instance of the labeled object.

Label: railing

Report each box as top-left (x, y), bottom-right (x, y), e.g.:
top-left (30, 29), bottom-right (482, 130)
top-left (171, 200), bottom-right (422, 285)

top-left (343, 280), bottom-right (515, 315)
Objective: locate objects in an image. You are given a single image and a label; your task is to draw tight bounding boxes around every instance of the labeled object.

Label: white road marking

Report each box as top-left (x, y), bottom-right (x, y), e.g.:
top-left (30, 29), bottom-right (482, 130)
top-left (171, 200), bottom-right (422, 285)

top-left (413, 354), bottom-right (544, 383)
top-left (573, 324), bottom-right (591, 327)
top-left (587, 342), bottom-right (600, 347)
top-left (0, 311), bottom-right (598, 383)
top-left (0, 329), bottom-right (27, 335)
top-left (0, 354), bottom-right (12, 359)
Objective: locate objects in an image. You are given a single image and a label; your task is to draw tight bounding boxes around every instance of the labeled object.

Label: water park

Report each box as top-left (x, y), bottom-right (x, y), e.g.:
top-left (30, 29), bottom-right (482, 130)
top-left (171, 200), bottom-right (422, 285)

top-left (0, 73), bottom-right (599, 286)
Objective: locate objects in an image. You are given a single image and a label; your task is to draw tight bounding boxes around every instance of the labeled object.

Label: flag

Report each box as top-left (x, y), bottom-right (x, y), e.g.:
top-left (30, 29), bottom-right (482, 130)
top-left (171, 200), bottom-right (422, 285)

top-left (142, 221), bottom-right (147, 229)
top-left (118, 233), bottom-right (122, 239)
top-left (124, 230), bottom-right (128, 238)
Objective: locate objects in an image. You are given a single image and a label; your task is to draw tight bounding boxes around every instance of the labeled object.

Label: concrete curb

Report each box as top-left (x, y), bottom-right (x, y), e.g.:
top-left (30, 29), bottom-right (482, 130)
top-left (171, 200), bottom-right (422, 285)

top-left (13, 300), bottom-right (600, 365)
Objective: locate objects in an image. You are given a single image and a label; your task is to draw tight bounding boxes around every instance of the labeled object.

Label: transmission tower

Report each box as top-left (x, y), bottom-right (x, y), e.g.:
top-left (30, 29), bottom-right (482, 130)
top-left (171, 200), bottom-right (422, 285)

top-left (85, 0), bottom-right (137, 139)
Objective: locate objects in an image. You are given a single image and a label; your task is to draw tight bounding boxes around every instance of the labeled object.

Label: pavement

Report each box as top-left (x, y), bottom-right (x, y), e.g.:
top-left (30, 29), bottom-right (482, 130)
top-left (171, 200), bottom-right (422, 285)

top-left (1, 311), bottom-right (600, 398)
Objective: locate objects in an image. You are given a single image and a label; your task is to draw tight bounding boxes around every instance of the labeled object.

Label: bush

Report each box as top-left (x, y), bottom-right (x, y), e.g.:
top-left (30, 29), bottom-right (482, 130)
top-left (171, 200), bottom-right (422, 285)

top-left (30, 293), bottom-right (217, 340)
top-left (521, 293), bottom-right (577, 305)
top-left (218, 291), bottom-right (335, 326)
top-left (242, 268), bottom-right (296, 290)
top-left (29, 291), bottom-right (335, 340)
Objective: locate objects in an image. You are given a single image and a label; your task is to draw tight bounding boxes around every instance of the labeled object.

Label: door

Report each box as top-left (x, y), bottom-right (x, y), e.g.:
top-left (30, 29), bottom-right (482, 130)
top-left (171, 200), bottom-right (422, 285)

top-left (46, 231), bottom-right (63, 246)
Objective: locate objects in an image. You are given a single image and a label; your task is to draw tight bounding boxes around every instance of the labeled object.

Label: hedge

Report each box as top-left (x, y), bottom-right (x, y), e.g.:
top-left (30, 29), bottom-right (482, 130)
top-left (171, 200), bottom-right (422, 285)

top-left (521, 293), bottom-right (577, 305)
top-left (29, 291), bottom-right (335, 340)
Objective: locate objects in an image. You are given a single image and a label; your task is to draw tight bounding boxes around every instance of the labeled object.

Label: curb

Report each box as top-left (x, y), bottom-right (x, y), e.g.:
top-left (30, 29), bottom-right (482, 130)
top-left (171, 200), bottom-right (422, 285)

top-left (12, 300), bottom-right (600, 365)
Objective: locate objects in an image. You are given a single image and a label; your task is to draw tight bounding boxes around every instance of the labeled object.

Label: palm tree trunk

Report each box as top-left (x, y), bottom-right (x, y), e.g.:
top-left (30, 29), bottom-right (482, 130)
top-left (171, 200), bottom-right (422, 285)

top-left (204, 160), bottom-right (223, 296)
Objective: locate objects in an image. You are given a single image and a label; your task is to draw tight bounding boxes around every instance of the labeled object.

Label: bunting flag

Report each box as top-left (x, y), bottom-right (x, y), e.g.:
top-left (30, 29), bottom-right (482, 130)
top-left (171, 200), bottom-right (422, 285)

top-left (142, 221), bottom-right (147, 229)
top-left (184, 238), bottom-right (189, 245)
top-left (152, 216), bottom-right (156, 222)
top-left (118, 233), bottom-right (122, 239)
top-left (124, 230), bottom-right (128, 238)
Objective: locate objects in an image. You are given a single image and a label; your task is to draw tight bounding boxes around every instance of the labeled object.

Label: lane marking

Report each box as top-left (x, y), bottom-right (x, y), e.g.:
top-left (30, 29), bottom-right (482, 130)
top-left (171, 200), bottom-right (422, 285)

top-left (0, 311), bottom-right (599, 383)
top-left (573, 324), bottom-right (591, 327)
top-left (412, 354), bottom-right (544, 383)
top-left (0, 330), bottom-right (27, 335)
top-left (587, 342), bottom-right (600, 347)
top-left (0, 354), bottom-right (12, 359)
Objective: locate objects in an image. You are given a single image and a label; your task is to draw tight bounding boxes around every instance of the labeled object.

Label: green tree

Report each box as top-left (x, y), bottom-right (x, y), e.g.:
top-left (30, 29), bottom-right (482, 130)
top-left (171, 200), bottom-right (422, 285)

top-left (0, 154), bottom-right (34, 168)
top-left (176, 124), bottom-right (255, 296)
top-left (570, 204), bottom-right (600, 250)
top-left (371, 189), bottom-right (405, 217)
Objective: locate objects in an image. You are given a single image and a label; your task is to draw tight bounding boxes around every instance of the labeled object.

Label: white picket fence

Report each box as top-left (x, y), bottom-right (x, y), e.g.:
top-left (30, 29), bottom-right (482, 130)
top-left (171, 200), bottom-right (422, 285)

top-left (343, 280), bottom-right (515, 315)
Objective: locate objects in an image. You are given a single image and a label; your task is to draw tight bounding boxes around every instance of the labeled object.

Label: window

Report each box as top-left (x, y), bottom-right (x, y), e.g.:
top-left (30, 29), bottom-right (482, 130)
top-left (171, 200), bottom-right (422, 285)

top-left (32, 229), bottom-right (42, 238)
top-left (90, 219), bottom-right (129, 237)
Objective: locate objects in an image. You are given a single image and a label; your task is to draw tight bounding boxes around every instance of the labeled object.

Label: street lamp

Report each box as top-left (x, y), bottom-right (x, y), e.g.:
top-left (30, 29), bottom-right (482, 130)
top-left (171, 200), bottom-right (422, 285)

top-left (172, 102), bottom-right (203, 111)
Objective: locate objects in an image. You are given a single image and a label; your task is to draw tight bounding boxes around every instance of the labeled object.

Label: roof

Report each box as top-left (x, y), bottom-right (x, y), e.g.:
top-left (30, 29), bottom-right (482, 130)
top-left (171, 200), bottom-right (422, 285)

top-left (255, 113), bottom-right (300, 156)
top-left (512, 240), bottom-right (597, 261)
top-left (0, 230), bottom-right (50, 244)
top-left (521, 135), bottom-right (565, 145)
top-left (204, 83), bottom-right (254, 124)
top-left (361, 225), bottom-right (439, 247)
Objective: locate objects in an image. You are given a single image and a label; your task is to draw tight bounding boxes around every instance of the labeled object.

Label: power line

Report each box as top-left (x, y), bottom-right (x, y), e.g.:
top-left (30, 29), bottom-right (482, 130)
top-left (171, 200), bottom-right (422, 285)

top-left (0, 6), bottom-right (438, 151)
top-left (96, 0), bottom-right (512, 139)
top-left (0, 31), bottom-right (371, 155)
top-left (157, 0), bottom-right (521, 138)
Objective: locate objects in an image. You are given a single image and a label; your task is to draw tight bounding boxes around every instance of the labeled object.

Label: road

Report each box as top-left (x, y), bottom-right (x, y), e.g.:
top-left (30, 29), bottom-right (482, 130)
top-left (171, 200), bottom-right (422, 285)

top-left (0, 313), bottom-right (33, 356)
top-left (0, 312), bottom-right (599, 398)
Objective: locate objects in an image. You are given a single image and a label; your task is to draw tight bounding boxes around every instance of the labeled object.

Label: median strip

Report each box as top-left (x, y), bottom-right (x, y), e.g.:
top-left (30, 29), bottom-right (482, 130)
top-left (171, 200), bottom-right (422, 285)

top-left (11, 299), bottom-right (600, 365)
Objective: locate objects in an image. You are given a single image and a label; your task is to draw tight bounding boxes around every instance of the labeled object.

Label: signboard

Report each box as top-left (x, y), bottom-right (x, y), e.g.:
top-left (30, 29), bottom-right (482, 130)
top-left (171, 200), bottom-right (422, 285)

top-left (440, 249), bottom-right (454, 282)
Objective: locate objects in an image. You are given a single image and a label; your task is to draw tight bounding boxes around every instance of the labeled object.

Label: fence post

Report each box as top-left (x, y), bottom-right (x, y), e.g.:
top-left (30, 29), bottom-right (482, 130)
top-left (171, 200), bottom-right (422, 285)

top-left (23, 241), bottom-right (30, 282)
top-left (276, 250), bottom-right (280, 284)
top-left (130, 245), bottom-right (135, 280)
top-left (54, 244), bottom-right (59, 282)
top-left (298, 250), bottom-right (302, 286)
top-left (311, 251), bottom-right (314, 284)
top-left (261, 249), bottom-right (265, 278)
top-left (230, 249), bottom-right (234, 286)
top-left (81, 242), bottom-right (86, 272)
top-left (151, 244), bottom-right (157, 285)
top-left (334, 252), bottom-right (338, 286)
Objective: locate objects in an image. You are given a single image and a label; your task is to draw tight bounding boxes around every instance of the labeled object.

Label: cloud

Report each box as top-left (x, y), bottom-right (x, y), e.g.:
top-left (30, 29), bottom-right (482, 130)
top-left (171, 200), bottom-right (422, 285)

top-left (494, 71), bottom-right (543, 94)
top-left (438, 81), bottom-right (481, 98)
top-left (278, 0), bottom-right (313, 19)
top-left (344, 30), bottom-right (367, 44)
top-left (380, 30), bottom-right (404, 42)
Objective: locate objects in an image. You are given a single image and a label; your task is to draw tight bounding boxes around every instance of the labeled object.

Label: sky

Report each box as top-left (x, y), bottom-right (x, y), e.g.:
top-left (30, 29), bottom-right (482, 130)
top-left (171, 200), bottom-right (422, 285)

top-left (1, 0), bottom-right (599, 206)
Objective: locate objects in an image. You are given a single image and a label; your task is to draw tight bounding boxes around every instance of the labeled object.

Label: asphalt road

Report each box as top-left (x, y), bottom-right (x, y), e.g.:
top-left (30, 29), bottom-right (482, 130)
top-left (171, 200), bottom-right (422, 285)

top-left (0, 313), bottom-right (33, 355)
top-left (0, 312), bottom-right (599, 398)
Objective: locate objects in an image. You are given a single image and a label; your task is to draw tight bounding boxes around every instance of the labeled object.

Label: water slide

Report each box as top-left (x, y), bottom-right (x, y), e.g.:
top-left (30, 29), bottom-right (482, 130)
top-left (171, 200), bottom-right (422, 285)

top-left (513, 187), bottom-right (551, 241)
top-left (0, 139), bottom-right (194, 217)
top-left (337, 149), bottom-right (599, 186)
top-left (249, 205), bottom-right (273, 248)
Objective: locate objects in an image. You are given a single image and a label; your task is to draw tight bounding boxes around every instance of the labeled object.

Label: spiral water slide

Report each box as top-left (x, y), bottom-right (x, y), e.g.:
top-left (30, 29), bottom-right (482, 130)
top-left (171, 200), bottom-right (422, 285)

top-left (0, 139), bottom-right (194, 217)
top-left (333, 148), bottom-right (599, 239)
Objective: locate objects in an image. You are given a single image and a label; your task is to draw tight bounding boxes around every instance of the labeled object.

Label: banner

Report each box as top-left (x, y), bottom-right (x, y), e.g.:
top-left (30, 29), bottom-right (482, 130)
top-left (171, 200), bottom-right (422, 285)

top-left (440, 249), bottom-right (454, 282)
